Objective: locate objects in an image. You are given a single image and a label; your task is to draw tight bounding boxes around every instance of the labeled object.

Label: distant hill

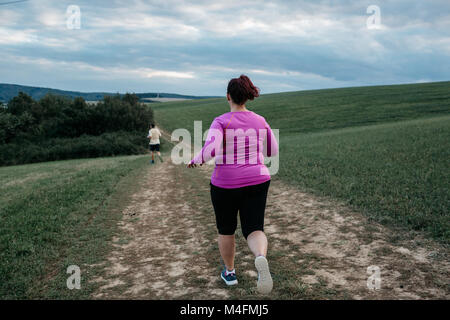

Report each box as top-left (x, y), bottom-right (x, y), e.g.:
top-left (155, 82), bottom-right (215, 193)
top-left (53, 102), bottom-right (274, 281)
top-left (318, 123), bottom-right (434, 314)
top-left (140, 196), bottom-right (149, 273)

top-left (0, 83), bottom-right (219, 103)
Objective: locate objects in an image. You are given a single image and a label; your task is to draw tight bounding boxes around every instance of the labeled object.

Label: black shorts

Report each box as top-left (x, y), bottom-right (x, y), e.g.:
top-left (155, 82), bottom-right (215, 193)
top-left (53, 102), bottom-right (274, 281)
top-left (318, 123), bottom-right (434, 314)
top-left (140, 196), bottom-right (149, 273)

top-left (210, 180), bottom-right (270, 239)
top-left (149, 144), bottom-right (160, 151)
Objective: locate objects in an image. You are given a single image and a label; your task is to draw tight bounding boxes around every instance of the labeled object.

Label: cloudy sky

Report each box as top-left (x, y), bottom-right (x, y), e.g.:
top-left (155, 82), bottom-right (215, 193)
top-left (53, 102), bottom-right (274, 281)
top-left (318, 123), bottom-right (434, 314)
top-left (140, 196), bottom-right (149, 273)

top-left (1, 0), bottom-right (449, 95)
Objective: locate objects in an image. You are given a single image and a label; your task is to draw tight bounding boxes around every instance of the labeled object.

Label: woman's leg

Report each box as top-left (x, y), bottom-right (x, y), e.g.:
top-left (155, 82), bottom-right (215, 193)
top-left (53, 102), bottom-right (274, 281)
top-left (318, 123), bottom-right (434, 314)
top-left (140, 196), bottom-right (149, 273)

top-left (247, 230), bottom-right (268, 257)
top-left (211, 183), bottom-right (239, 272)
top-left (239, 181), bottom-right (273, 293)
top-left (218, 234), bottom-right (236, 270)
top-left (240, 181), bottom-right (270, 257)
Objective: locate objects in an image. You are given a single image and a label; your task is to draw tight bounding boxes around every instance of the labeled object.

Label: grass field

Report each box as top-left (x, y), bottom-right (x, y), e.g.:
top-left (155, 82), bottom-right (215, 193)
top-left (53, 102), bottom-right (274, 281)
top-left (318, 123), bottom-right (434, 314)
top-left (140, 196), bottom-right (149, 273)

top-left (1, 80), bottom-right (449, 300)
top-left (153, 81), bottom-right (450, 244)
top-left (0, 155), bottom-right (149, 299)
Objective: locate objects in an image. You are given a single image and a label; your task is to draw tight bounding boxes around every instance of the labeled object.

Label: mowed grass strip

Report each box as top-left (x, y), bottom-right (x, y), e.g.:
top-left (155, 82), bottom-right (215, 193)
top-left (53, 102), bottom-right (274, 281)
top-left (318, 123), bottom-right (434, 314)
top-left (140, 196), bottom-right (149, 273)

top-left (154, 81), bottom-right (450, 244)
top-left (0, 155), bottom-right (149, 299)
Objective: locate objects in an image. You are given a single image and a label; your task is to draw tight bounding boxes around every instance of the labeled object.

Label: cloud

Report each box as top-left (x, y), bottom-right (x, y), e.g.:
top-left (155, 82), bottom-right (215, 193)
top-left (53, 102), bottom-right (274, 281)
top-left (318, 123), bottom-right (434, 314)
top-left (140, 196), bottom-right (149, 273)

top-left (0, 53), bottom-right (196, 79)
top-left (0, 28), bottom-right (37, 44)
top-left (0, 0), bottom-right (449, 94)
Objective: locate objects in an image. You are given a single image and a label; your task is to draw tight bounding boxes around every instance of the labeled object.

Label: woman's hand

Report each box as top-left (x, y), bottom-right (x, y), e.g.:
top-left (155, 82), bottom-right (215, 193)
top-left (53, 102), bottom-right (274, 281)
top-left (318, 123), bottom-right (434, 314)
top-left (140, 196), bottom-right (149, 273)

top-left (187, 162), bottom-right (202, 168)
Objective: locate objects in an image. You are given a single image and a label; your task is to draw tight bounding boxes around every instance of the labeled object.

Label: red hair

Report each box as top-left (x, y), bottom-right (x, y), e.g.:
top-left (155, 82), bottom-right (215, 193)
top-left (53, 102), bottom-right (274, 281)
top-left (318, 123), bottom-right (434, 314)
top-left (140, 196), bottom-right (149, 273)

top-left (227, 75), bottom-right (260, 105)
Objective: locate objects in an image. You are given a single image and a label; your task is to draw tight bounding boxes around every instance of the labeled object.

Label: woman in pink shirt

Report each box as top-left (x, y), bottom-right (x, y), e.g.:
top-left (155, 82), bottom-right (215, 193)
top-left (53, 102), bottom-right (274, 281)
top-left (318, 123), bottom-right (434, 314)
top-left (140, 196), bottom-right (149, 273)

top-left (188, 75), bottom-right (278, 294)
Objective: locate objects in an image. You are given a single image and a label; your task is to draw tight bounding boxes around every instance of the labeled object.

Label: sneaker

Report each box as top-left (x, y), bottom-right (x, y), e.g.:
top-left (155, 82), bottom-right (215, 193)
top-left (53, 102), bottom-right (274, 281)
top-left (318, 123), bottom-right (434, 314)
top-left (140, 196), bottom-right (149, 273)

top-left (151, 160), bottom-right (155, 164)
top-left (221, 268), bottom-right (238, 286)
top-left (255, 255), bottom-right (273, 294)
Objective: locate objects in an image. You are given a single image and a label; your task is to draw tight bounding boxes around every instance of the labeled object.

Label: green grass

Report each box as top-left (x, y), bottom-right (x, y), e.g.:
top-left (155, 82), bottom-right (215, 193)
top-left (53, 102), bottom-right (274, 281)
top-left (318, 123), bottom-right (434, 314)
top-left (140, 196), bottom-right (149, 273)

top-left (0, 155), bottom-right (150, 299)
top-left (153, 81), bottom-right (450, 134)
top-left (154, 81), bottom-right (450, 244)
top-left (279, 116), bottom-right (450, 243)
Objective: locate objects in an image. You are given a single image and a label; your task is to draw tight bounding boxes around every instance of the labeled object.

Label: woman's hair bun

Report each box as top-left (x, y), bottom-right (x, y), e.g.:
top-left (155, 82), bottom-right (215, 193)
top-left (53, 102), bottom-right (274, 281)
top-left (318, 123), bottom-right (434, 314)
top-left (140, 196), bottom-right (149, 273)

top-left (227, 74), bottom-right (260, 105)
top-left (239, 75), bottom-right (260, 100)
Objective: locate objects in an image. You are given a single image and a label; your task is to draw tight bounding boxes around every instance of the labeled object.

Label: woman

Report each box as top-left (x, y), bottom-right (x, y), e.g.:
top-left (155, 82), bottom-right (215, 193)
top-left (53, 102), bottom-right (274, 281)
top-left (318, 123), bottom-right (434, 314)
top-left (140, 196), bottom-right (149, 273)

top-left (187, 75), bottom-right (278, 294)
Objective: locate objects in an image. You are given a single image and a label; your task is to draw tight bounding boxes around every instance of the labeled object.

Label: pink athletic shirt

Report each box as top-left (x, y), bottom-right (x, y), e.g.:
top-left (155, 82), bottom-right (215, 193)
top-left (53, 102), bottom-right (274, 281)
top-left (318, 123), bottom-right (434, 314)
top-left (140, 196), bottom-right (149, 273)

top-left (190, 111), bottom-right (278, 189)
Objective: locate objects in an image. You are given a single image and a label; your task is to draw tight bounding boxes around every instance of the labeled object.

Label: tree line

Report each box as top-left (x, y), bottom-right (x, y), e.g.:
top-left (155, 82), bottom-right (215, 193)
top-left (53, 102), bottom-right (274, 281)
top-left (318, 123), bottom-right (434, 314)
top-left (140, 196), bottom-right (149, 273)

top-left (0, 92), bottom-right (154, 166)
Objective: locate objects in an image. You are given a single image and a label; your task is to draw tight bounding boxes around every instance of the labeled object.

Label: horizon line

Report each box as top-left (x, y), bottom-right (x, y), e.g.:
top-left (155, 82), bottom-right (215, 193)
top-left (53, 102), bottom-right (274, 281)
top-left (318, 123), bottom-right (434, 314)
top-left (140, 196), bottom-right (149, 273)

top-left (1, 80), bottom-right (449, 99)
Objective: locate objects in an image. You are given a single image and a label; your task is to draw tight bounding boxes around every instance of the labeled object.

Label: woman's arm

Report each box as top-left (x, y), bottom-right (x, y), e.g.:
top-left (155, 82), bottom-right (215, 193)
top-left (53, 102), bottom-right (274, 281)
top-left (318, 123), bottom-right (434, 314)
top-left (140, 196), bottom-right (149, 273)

top-left (189, 118), bottom-right (223, 166)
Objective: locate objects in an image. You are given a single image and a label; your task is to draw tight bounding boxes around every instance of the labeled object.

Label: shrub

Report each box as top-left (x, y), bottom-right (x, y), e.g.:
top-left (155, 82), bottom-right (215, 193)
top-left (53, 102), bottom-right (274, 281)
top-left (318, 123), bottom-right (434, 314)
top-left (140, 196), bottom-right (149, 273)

top-left (0, 93), bottom-right (154, 166)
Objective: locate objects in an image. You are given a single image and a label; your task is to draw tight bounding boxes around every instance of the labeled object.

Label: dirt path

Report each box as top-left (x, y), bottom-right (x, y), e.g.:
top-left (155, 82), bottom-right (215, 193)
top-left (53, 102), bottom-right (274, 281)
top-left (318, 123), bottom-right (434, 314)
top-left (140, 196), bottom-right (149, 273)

top-left (264, 179), bottom-right (449, 299)
top-left (92, 143), bottom-right (449, 299)
top-left (92, 159), bottom-right (230, 299)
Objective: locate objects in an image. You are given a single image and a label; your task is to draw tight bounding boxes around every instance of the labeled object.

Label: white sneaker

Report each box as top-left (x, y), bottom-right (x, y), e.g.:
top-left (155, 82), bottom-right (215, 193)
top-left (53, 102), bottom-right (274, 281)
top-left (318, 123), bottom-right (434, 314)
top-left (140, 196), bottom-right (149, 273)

top-left (255, 255), bottom-right (273, 294)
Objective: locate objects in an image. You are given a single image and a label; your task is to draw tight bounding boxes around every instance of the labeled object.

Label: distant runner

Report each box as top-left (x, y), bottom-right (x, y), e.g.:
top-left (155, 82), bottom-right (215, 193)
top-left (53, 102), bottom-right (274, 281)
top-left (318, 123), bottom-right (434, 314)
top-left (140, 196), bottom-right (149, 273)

top-left (147, 124), bottom-right (163, 164)
top-left (187, 75), bottom-right (278, 294)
